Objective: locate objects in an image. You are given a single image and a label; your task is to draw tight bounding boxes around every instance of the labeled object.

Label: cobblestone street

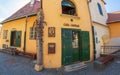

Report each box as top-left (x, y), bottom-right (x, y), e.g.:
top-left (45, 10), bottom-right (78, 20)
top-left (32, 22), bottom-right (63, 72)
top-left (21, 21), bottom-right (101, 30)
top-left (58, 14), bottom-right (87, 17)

top-left (0, 52), bottom-right (120, 75)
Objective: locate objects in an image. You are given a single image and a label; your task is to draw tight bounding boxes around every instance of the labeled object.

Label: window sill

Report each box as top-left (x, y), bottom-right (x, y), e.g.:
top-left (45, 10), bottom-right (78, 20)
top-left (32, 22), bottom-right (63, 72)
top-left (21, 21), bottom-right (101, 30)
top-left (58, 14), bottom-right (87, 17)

top-left (10, 46), bottom-right (21, 48)
top-left (60, 14), bottom-right (80, 19)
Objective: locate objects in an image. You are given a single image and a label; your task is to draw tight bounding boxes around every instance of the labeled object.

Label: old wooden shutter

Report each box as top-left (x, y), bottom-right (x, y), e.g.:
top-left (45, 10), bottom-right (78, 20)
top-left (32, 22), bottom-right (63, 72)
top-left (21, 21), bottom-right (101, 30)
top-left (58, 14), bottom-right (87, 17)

top-left (62, 29), bottom-right (72, 65)
top-left (81, 31), bottom-right (90, 61)
top-left (16, 31), bottom-right (21, 47)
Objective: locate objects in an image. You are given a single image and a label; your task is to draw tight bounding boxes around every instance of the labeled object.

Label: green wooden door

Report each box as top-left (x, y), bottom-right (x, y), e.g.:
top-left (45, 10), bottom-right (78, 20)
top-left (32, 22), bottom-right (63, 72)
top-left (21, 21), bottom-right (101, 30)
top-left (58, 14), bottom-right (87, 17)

top-left (62, 29), bottom-right (72, 65)
top-left (62, 29), bottom-right (82, 65)
top-left (16, 31), bottom-right (21, 47)
top-left (81, 31), bottom-right (90, 61)
top-left (72, 30), bottom-right (79, 62)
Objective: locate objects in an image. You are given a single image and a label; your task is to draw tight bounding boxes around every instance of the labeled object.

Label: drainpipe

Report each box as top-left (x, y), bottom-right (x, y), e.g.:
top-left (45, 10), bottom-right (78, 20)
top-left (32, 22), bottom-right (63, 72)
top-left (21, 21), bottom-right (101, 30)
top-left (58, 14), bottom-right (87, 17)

top-left (23, 15), bottom-right (28, 53)
top-left (87, 0), bottom-right (96, 60)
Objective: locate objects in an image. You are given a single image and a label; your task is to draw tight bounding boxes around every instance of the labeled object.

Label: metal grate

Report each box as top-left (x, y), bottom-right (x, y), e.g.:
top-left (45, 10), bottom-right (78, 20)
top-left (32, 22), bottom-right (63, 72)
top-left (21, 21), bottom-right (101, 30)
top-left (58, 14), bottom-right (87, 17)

top-left (101, 46), bottom-right (120, 55)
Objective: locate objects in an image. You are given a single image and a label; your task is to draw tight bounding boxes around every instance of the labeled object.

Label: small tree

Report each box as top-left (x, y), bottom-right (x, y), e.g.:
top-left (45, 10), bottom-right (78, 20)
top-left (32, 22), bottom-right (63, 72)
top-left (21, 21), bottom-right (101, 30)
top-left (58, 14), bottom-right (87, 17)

top-left (34, 9), bottom-right (46, 71)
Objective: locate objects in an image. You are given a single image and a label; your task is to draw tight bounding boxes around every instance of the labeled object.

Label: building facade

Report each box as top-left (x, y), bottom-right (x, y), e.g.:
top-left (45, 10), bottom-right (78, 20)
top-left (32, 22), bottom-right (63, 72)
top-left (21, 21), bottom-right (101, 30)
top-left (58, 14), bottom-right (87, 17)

top-left (0, 0), bottom-right (94, 68)
top-left (0, 1), bottom-right (40, 54)
top-left (89, 0), bottom-right (109, 58)
top-left (107, 12), bottom-right (120, 46)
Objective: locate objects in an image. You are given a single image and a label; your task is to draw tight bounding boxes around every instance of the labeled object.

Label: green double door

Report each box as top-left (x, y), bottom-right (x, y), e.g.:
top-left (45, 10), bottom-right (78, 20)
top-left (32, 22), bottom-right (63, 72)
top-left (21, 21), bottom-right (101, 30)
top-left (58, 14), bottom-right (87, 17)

top-left (62, 28), bottom-right (90, 65)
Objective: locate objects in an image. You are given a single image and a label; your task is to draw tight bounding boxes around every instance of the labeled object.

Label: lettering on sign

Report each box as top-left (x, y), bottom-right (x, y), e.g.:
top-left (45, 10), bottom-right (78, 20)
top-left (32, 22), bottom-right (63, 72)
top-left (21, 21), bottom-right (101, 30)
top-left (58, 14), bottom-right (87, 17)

top-left (63, 23), bottom-right (79, 27)
top-left (63, 23), bottom-right (69, 26)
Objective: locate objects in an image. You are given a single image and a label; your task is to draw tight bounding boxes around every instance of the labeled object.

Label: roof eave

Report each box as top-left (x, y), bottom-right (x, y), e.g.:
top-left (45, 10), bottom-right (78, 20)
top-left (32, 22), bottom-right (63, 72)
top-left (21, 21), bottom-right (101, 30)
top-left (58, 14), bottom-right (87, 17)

top-left (107, 20), bottom-right (120, 24)
top-left (1, 13), bottom-right (37, 24)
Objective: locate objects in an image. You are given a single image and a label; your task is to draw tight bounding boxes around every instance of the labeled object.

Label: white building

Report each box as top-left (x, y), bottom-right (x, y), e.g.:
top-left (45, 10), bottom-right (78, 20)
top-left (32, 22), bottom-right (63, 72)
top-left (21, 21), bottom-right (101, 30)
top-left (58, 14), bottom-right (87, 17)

top-left (89, 0), bottom-right (109, 58)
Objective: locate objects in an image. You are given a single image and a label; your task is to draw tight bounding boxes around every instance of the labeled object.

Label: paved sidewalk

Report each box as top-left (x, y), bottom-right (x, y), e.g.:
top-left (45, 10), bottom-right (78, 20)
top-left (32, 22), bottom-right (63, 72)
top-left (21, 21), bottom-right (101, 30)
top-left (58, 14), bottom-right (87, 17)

top-left (0, 52), bottom-right (120, 75)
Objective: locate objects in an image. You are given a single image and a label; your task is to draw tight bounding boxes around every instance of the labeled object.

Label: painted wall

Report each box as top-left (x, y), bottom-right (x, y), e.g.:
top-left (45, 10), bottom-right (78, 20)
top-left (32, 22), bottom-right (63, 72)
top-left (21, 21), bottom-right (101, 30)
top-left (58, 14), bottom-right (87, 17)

top-left (0, 0), bottom-right (94, 68)
top-left (93, 23), bottom-right (109, 58)
top-left (89, 0), bottom-right (109, 58)
top-left (0, 16), bottom-right (37, 54)
top-left (42, 0), bottom-right (93, 68)
top-left (106, 37), bottom-right (120, 46)
top-left (107, 22), bottom-right (120, 49)
top-left (108, 22), bottom-right (120, 38)
top-left (89, 0), bottom-right (108, 25)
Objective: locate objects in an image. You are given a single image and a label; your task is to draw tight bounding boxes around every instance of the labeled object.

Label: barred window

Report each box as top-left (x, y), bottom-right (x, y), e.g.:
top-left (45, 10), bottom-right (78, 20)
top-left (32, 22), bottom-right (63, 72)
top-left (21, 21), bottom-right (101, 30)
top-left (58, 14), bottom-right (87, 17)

top-left (62, 0), bottom-right (76, 16)
top-left (3, 30), bottom-right (8, 39)
top-left (30, 27), bottom-right (36, 39)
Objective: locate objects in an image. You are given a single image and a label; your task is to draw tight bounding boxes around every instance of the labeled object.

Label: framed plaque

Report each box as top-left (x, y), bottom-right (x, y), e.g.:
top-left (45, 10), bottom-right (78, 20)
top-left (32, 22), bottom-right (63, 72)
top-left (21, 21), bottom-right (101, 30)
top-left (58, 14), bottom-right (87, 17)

top-left (48, 43), bottom-right (56, 54)
top-left (48, 27), bottom-right (55, 37)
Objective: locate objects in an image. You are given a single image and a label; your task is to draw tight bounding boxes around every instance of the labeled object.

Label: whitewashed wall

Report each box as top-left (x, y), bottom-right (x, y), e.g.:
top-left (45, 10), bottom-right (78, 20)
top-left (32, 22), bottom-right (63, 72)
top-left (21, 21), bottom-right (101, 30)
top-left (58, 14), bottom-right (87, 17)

top-left (89, 0), bottom-right (109, 58)
top-left (89, 0), bottom-right (108, 25)
top-left (93, 23), bottom-right (109, 58)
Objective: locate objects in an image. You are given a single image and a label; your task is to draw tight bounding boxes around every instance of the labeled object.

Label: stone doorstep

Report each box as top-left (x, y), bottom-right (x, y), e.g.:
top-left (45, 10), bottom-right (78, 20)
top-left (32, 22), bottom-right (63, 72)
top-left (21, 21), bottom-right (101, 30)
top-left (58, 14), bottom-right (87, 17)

top-left (64, 62), bottom-right (87, 72)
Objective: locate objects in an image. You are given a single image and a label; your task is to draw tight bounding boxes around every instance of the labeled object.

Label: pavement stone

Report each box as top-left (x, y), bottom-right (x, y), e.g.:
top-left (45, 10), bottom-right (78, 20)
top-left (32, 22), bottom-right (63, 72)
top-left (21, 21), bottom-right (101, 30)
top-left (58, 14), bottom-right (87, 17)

top-left (0, 52), bottom-right (120, 75)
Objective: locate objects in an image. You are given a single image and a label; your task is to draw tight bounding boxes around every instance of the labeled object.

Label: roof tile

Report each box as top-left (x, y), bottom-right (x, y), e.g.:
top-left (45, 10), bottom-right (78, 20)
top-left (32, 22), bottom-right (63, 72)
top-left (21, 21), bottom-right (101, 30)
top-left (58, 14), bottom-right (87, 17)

top-left (107, 12), bottom-right (120, 23)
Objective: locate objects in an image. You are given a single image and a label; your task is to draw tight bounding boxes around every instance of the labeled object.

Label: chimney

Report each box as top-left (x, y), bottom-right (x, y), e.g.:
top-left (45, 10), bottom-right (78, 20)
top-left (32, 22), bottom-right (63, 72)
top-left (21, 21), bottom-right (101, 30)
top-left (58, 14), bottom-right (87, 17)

top-left (30, 0), bottom-right (37, 7)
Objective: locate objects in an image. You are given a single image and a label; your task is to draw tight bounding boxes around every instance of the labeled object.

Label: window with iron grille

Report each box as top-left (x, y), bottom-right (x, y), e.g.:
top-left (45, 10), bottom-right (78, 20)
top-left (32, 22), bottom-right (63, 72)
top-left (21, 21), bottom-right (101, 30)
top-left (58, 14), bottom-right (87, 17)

top-left (3, 30), bottom-right (8, 39)
top-left (30, 27), bottom-right (36, 39)
top-left (62, 0), bottom-right (76, 16)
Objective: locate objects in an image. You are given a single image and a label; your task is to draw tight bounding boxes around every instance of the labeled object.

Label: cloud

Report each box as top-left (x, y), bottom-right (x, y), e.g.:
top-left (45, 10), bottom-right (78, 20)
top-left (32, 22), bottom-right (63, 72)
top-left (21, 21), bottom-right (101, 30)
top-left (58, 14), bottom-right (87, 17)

top-left (0, 0), bottom-right (40, 24)
top-left (0, 0), bottom-right (40, 28)
top-left (0, 0), bottom-right (30, 21)
top-left (0, 18), bottom-right (4, 22)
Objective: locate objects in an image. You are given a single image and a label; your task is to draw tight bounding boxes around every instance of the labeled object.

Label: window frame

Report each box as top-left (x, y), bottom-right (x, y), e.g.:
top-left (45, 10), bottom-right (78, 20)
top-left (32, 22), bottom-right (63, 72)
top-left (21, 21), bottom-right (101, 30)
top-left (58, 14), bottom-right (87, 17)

top-left (29, 27), bottom-right (36, 40)
top-left (97, 3), bottom-right (103, 16)
top-left (3, 30), bottom-right (8, 39)
top-left (61, 0), bottom-right (77, 16)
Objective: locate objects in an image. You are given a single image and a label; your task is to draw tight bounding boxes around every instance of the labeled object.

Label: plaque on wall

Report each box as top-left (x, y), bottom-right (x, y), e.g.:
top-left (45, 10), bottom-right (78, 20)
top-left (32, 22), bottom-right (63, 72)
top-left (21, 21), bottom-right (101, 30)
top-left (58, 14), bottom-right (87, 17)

top-left (48, 27), bottom-right (55, 37)
top-left (48, 43), bottom-right (56, 54)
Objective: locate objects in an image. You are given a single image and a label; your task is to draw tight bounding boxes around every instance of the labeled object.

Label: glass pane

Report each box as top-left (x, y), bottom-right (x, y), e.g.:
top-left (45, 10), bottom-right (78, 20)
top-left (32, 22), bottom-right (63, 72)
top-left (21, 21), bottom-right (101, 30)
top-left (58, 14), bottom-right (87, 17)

top-left (72, 31), bottom-right (78, 48)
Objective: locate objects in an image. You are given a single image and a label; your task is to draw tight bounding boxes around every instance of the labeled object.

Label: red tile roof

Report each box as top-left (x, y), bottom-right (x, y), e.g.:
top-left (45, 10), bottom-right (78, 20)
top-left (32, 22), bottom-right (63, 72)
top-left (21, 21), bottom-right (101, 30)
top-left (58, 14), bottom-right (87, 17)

top-left (2, 1), bottom-right (41, 23)
top-left (107, 12), bottom-right (120, 23)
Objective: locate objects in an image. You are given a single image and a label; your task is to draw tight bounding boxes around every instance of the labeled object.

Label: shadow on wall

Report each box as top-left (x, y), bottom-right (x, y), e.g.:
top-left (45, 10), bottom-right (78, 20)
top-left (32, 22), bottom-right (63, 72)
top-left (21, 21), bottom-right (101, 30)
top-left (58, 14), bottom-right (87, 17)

top-left (106, 37), bottom-right (120, 46)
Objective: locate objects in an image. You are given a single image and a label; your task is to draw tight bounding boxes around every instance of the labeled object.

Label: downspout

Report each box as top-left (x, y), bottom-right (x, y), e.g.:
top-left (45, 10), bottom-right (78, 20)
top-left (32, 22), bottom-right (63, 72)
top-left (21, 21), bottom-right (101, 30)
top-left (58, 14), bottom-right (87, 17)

top-left (23, 15), bottom-right (28, 53)
top-left (87, 0), bottom-right (96, 60)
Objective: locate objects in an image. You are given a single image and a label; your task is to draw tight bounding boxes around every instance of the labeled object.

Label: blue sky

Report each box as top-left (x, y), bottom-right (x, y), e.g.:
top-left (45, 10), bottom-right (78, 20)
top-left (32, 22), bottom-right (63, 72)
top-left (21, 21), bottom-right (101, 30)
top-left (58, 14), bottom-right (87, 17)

top-left (105, 0), bottom-right (120, 12)
top-left (0, 0), bottom-right (30, 23)
top-left (0, 0), bottom-right (120, 24)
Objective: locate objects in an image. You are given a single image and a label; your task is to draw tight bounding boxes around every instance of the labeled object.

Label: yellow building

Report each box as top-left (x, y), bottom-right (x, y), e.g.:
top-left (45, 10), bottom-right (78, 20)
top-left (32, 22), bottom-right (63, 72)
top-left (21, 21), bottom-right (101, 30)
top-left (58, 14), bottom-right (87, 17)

top-left (0, 0), bottom-right (93, 68)
top-left (108, 12), bottom-right (120, 38)
top-left (107, 12), bottom-right (120, 46)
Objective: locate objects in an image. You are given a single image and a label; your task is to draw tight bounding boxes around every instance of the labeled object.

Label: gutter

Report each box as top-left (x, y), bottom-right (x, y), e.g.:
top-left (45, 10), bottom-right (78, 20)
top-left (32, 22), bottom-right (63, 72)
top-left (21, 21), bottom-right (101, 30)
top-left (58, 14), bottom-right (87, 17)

top-left (107, 20), bottom-right (120, 24)
top-left (1, 13), bottom-right (37, 24)
top-left (23, 15), bottom-right (28, 53)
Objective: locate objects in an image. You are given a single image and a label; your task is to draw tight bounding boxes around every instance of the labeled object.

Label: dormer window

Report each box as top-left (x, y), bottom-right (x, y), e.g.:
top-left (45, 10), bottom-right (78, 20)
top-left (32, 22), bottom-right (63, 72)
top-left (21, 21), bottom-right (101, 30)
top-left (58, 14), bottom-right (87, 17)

top-left (97, 3), bottom-right (103, 16)
top-left (62, 0), bottom-right (76, 16)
